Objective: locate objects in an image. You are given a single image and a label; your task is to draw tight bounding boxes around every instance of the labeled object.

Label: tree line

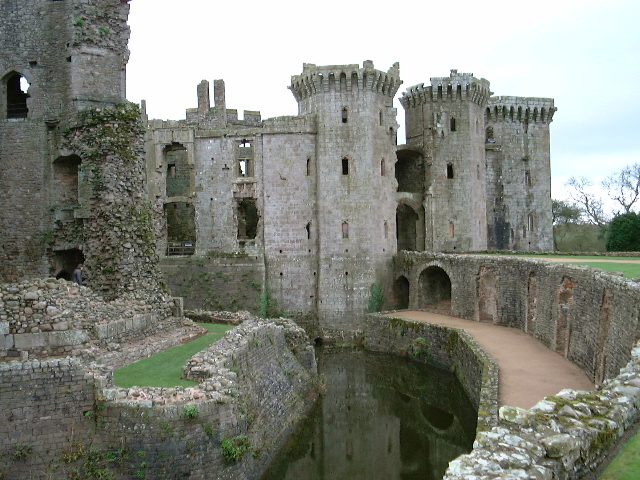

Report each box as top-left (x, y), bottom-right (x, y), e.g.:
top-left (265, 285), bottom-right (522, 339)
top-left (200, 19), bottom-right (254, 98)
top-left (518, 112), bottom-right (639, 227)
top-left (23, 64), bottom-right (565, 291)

top-left (553, 163), bottom-right (640, 252)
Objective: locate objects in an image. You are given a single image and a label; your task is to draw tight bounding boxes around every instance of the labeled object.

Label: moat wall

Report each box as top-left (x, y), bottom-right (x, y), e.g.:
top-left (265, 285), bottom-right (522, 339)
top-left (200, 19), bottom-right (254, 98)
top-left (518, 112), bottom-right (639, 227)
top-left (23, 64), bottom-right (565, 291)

top-left (0, 319), bottom-right (318, 480)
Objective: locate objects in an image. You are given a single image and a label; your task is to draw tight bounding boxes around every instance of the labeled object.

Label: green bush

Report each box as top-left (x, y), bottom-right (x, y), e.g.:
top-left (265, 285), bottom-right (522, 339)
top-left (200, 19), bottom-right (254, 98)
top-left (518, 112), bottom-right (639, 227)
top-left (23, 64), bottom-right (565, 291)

top-left (606, 212), bottom-right (640, 251)
top-left (221, 435), bottom-right (251, 463)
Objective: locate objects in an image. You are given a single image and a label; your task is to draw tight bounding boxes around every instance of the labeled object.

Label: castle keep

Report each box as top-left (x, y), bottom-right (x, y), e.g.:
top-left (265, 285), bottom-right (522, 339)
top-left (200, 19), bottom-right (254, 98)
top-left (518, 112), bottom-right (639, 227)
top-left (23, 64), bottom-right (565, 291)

top-left (145, 64), bottom-right (555, 327)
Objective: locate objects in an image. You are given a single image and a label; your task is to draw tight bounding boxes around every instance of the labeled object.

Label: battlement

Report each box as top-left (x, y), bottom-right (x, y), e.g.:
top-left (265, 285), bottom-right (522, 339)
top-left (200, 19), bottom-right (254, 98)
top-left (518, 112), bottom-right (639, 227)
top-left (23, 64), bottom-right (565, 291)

top-left (289, 60), bottom-right (402, 102)
top-left (400, 69), bottom-right (492, 108)
top-left (262, 114), bottom-right (317, 134)
top-left (485, 96), bottom-right (556, 124)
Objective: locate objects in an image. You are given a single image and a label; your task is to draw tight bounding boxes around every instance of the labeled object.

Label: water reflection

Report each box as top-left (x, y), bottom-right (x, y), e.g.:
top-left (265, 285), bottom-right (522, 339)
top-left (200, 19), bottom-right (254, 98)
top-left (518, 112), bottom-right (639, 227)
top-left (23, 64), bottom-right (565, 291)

top-left (261, 346), bottom-right (477, 480)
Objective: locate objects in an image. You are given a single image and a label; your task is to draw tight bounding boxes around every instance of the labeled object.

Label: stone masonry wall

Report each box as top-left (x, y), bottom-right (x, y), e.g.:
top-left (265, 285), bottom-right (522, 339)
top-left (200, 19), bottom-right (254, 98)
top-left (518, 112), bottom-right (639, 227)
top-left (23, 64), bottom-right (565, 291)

top-left (159, 256), bottom-right (265, 312)
top-left (0, 318), bottom-right (318, 480)
top-left (365, 313), bottom-right (499, 433)
top-left (397, 252), bottom-right (640, 385)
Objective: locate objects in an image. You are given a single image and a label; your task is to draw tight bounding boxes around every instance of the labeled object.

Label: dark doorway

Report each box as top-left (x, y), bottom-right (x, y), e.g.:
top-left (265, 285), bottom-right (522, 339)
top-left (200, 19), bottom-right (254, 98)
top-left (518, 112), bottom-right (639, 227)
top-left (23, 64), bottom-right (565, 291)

top-left (6, 72), bottom-right (29, 118)
top-left (393, 275), bottom-right (410, 309)
top-left (396, 204), bottom-right (418, 251)
top-left (418, 266), bottom-right (452, 312)
top-left (53, 249), bottom-right (84, 281)
top-left (237, 199), bottom-right (259, 239)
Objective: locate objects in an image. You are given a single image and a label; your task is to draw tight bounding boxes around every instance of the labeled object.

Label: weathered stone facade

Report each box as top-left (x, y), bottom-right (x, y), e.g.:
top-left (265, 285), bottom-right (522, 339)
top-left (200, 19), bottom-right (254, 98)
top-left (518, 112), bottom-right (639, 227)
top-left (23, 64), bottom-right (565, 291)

top-left (145, 65), bottom-right (555, 329)
top-left (0, 0), bottom-right (166, 303)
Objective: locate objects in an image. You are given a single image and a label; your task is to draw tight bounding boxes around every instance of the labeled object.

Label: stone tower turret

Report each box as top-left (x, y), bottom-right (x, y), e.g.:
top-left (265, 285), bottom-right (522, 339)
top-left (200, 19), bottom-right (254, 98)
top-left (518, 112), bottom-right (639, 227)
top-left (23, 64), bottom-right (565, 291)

top-left (484, 97), bottom-right (556, 251)
top-left (289, 61), bottom-right (402, 333)
top-left (400, 70), bottom-right (491, 252)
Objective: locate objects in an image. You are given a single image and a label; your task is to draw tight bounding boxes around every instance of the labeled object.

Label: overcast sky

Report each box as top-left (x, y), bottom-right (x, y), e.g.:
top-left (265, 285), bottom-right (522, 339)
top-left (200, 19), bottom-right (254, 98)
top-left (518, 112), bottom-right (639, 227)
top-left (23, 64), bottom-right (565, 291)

top-left (126, 0), bottom-right (640, 203)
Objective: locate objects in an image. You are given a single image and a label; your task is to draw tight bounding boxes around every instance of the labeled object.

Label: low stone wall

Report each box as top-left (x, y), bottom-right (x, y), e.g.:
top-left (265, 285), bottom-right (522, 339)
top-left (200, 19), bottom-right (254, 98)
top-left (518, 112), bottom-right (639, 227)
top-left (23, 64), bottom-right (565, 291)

top-left (0, 318), bottom-right (319, 480)
top-left (365, 313), bottom-right (499, 432)
top-left (445, 342), bottom-right (640, 480)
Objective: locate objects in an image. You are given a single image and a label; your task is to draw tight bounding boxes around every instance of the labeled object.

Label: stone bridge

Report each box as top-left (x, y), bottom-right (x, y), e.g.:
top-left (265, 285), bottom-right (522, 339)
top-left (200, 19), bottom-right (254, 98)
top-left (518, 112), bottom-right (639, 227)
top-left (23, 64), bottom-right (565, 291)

top-left (391, 252), bottom-right (640, 385)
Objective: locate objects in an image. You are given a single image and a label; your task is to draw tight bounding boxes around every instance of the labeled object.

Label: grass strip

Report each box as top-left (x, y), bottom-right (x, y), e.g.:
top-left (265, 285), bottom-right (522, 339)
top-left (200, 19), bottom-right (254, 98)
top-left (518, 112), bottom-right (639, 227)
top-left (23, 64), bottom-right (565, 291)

top-left (600, 430), bottom-right (640, 480)
top-left (113, 323), bottom-right (235, 388)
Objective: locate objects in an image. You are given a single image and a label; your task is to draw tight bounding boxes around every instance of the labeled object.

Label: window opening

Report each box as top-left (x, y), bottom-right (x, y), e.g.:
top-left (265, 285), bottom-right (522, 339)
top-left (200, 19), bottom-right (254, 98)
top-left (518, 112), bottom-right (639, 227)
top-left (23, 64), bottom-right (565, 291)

top-left (306, 157), bottom-right (311, 176)
top-left (450, 118), bottom-right (456, 132)
top-left (449, 221), bottom-right (455, 237)
top-left (7, 73), bottom-right (29, 118)
top-left (237, 199), bottom-right (259, 239)
top-left (446, 163), bottom-right (454, 179)
top-left (525, 170), bottom-right (531, 186)
top-left (342, 107), bottom-right (348, 123)
top-left (342, 158), bottom-right (349, 175)
top-left (305, 222), bottom-right (311, 239)
top-left (527, 214), bottom-right (534, 231)
top-left (379, 110), bottom-right (383, 126)
top-left (384, 221), bottom-right (388, 239)
top-left (381, 159), bottom-right (385, 176)
top-left (342, 222), bottom-right (349, 239)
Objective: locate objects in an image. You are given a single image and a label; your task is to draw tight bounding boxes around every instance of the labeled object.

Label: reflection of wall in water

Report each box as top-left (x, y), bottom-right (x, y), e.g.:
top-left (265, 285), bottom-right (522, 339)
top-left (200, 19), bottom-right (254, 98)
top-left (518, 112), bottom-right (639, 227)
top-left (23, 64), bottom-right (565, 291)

top-left (263, 348), bottom-right (475, 480)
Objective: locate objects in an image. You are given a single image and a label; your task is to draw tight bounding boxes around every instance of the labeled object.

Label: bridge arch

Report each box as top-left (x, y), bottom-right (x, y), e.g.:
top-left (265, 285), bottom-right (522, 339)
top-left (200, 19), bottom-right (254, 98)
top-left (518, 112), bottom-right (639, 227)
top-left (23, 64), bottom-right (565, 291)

top-left (418, 264), bottom-right (452, 313)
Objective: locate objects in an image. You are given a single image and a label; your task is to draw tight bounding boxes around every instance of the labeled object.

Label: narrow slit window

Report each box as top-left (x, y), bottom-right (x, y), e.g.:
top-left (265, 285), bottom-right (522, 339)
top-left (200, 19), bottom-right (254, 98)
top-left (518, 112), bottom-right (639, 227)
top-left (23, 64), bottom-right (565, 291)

top-left (449, 221), bottom-right (455, 237)
top-left (381, 159), bottom-right (385, 176)
top-left (528, 214), bottom-right (534, 231)
top-left (525, 170), bottom-right (532, 186)
top-left (446, 163), bottom-right (454, 179)
top-left (342, 222), bottom-right (349, 239)
top-left (342, 107), bottom-right (348, 123)
top-left (379, 110), bottom-right (383, 126)
top-left (305, 222), bottom-right (311, 239)
top-left (342, 158), bottom-right (349, 175)
top-left (450, 117), bottom-right (456, 131)
top-left (306, 157), bottom-right (311, 176)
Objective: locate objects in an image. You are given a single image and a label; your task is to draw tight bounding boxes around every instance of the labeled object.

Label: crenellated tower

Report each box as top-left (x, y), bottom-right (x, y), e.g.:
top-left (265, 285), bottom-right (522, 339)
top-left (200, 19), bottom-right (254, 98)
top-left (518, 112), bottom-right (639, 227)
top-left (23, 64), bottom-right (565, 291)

top-left (288, 60), bottom-right (402, 333)
top-left (484, 97), bottom-right (556, 251)
top-left (400, 70), bottom-right (492, 252)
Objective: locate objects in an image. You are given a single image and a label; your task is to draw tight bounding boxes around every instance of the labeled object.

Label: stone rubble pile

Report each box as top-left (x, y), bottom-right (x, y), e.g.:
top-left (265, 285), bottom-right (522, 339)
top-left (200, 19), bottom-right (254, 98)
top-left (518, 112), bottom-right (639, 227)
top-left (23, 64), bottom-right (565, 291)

top-left (0, 277), bottom-right (174, 335)
top-left (444, 343), bottom-right (640, 480)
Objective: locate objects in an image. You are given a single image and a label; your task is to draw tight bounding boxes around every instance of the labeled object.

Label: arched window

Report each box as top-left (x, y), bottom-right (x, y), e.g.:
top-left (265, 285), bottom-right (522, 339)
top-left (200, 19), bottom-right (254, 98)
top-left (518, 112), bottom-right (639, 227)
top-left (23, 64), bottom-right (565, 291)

top-left (6, 72), bottom-right (30, 118)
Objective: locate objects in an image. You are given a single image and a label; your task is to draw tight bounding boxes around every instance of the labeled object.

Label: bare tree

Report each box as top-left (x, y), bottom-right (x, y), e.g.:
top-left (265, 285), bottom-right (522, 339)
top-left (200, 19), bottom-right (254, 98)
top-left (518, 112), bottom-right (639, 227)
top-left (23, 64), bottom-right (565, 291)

top-left (602, 163), bottom-right (640, 214)
top-left (565, 176), bottom-right (609, 233)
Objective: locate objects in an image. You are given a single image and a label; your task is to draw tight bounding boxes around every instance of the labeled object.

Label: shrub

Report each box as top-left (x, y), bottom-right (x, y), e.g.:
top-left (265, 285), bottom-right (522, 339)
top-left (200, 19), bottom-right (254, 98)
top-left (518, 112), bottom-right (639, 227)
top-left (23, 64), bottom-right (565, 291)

top-left (606, 212), bottom-right (640, 251)
top-left (221, 435), bottom-right (251, 463)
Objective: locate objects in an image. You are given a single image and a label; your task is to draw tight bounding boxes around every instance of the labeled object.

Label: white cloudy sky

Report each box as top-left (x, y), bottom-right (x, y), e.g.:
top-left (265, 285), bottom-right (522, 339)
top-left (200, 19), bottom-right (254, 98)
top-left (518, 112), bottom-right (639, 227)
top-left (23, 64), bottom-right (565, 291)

top-left (126, 0), bottom-right (640, 203)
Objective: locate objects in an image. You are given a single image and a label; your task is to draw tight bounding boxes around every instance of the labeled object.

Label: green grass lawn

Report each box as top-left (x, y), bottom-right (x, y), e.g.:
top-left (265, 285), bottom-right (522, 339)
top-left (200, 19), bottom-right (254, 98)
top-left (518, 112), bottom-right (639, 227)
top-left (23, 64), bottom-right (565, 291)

top-left (600, 429), bottom-right (640, 480)
top-left (481, 253), bottom-right (640, 279)
top-left (113, 323), bottom-right (235, 388)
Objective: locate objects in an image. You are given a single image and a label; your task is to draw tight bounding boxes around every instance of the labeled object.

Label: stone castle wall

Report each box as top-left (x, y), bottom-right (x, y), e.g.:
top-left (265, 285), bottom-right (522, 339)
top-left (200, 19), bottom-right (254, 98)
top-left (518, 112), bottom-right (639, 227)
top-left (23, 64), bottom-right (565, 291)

top-left (396, 252), bottom-right (640, 385)
top-left (0, 318), bottom-right (319, 480)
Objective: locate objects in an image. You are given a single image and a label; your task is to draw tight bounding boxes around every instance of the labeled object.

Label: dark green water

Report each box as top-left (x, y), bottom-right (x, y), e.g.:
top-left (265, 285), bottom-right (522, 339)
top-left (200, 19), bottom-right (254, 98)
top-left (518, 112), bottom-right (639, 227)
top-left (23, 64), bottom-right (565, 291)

top-left (261, 346), bottom-right (477, 480)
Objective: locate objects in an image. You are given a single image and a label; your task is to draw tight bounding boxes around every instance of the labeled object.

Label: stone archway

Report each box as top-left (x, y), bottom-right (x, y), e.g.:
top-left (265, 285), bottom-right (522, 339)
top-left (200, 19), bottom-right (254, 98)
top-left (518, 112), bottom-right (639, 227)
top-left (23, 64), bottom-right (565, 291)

top-left (418, 266), bottom-right (452, 313)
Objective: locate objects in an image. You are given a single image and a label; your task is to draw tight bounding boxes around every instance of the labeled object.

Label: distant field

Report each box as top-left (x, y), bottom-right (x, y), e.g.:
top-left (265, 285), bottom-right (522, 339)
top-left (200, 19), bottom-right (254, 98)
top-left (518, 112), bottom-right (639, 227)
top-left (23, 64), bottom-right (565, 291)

top-left (113, 323), bottom-right (235, 388)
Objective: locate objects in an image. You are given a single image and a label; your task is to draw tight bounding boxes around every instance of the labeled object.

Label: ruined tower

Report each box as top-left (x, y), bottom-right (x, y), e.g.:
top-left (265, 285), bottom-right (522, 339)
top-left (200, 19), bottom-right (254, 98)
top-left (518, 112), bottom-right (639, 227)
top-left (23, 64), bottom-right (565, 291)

top-left (1, 0), bottom-right (165, 300)
top-left (401, 70), bottom-right (492, 252)
top-left (289, 61), bottom-right (402, 331)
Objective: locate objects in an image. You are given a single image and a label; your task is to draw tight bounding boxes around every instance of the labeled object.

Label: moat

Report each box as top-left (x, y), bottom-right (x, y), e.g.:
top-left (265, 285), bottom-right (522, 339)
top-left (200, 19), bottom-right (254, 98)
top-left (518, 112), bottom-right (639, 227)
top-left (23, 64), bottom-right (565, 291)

top-left (261, 346), bottom-right (477, 480)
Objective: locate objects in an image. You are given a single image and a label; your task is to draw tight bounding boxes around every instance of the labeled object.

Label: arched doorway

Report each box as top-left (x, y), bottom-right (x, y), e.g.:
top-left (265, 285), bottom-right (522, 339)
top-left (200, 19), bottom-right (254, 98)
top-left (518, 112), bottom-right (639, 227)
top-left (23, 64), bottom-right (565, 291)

top-left (392, 275), bottom-right (410, 310)
top-left (53, 249), bottom-right (84, 281)
top-left (397, 204), bottom-right (418, 252)
top-left (418, 266), bottom-right (452, 313)
top-left (5, 72), bottom-right (30, 119)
